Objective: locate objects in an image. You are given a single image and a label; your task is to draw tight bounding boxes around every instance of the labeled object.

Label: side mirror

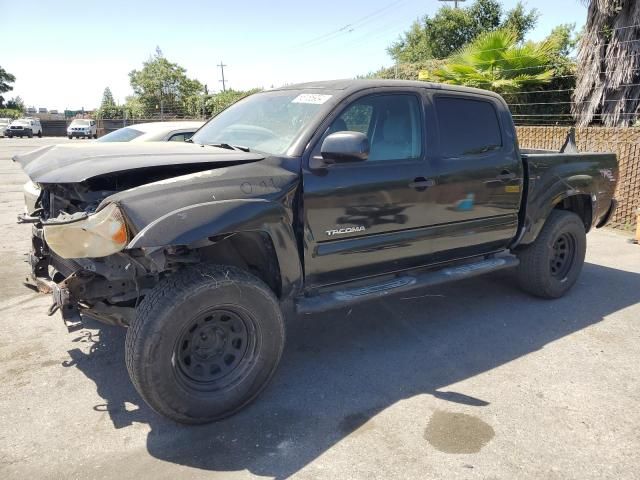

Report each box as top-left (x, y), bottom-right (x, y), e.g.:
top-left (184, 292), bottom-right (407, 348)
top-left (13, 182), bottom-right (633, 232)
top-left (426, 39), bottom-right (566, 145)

top-left (320, 131), bottom-right (369, 164)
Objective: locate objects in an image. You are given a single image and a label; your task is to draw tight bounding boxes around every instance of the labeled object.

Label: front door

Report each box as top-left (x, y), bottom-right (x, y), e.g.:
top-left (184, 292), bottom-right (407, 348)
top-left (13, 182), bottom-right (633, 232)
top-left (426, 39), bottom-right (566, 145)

top-left (302, 92), bottom-right (431, 287)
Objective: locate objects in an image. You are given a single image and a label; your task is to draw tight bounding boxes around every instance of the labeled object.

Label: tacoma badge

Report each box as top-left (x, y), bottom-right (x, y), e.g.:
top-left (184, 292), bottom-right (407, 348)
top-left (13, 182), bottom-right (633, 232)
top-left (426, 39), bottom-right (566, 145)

top-left (325, 226), bottom-right (365, 236)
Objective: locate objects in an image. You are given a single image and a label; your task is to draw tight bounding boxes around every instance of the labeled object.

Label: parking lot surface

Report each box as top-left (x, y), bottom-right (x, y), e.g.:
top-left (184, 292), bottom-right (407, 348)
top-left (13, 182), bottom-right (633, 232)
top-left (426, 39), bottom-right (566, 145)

top-left (0, 137), bottom-right (639, 479)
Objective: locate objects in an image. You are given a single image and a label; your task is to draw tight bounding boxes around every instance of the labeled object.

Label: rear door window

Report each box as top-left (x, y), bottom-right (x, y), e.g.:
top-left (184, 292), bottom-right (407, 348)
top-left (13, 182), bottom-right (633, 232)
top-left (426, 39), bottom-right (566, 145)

top-left (435, 96), bottom-right (502, 158)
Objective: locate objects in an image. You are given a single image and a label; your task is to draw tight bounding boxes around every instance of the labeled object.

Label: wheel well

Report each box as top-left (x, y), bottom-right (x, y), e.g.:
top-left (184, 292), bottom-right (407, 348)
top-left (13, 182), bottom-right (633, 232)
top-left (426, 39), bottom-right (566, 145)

top-left (194, 232), bottom-right (283, 298)
top-left (554, 194), bottom-right (593, 232)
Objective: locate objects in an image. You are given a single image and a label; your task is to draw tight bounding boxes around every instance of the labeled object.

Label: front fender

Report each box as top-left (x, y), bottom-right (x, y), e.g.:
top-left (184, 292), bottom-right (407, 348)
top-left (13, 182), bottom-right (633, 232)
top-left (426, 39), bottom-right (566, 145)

top-left (127, 198), bottom-right (303, 297)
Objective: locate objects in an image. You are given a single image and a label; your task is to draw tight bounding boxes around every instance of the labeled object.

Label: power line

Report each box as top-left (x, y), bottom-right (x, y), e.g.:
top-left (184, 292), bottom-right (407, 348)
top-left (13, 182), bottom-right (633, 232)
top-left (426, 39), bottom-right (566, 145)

top-left (294, 0), bottom-right (407, 48)
top-left (507, 98), bottom-right (640, 106)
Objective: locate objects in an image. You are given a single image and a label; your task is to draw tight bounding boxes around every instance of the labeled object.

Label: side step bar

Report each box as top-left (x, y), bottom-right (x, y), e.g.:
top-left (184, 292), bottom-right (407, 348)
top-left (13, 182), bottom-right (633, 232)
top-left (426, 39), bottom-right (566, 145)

top-left (296, 255), bottom-right (519, 315)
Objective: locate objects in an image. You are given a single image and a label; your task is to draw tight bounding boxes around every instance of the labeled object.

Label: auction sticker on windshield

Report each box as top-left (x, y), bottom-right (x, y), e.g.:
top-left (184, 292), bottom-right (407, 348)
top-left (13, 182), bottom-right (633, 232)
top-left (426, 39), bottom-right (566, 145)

top-left (291, 94), bottom-right (332, 104)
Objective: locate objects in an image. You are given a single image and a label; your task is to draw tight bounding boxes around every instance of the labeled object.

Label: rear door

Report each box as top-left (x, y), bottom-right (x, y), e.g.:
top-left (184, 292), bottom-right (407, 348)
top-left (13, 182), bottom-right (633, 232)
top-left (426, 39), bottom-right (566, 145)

top-left (414, 92), bottom-right (523, 263)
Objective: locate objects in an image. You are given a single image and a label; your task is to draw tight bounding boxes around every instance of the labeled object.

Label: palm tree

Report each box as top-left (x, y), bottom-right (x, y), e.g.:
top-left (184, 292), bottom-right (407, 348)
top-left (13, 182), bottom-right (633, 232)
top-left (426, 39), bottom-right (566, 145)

top-left (573, 1), bottom-right (640, 126)
top-left (427, 29), bottom-right (557, 93)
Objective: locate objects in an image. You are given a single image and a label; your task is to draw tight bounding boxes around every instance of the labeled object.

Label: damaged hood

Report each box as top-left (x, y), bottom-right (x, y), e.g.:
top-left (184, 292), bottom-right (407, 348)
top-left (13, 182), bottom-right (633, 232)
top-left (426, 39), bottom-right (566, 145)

top-left (13, 142), bottom-right (265, 183)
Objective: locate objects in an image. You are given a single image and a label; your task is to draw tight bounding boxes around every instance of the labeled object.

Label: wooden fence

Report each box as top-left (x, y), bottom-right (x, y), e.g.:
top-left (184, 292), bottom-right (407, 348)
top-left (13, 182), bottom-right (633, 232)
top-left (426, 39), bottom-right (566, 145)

top-left (516, 126), bottom-right (640, 230)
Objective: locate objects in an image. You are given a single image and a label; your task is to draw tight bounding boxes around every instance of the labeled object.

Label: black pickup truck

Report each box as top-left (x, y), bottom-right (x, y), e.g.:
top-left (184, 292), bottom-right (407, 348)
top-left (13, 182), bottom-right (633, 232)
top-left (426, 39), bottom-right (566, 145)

top-left (15, 80), bottom-right (618, 424)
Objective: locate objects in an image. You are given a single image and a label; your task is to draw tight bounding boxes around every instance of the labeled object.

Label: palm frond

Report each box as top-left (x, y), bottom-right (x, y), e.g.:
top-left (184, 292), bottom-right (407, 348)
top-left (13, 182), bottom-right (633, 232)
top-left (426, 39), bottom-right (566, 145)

top-left (428, 28), bottom-right (555, 93)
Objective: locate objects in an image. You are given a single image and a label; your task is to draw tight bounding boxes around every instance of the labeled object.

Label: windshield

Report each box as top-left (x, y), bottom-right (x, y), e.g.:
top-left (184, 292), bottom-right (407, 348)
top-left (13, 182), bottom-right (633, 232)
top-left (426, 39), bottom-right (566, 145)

top-left (96, 127), bottom-right (144, 142)
top-left (70, 119), bottom-right (90, 126)
top-left (191, 90), bottom-right (332, 155)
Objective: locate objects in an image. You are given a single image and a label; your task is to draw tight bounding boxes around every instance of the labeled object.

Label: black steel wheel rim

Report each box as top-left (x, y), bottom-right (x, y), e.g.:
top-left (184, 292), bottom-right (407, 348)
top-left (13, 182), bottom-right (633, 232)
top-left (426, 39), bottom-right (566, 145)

top-left (550, 232), bottom-right (576, 280)
top-left (173, 307), bottom-right (257, 392)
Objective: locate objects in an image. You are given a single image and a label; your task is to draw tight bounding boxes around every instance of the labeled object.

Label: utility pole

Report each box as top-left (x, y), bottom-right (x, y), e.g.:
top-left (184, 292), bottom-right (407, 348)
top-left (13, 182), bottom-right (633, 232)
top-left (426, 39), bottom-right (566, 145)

top-left (217, 61), bottom-right (227, 92)
top-left (438, 0), bottom-right (466, 7)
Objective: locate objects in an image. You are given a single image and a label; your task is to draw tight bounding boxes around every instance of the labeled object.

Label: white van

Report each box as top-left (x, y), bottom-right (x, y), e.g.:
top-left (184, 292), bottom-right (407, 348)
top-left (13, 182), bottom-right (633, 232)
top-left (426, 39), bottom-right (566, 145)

top-left (67, 119), bottom-right (97, 139)
top-left (6, 118), bottom-right (43, 138)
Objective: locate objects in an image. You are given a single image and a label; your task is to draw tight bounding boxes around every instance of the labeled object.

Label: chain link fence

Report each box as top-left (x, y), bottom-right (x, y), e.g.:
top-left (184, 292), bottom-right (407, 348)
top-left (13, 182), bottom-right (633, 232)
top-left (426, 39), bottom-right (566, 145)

top-left (516, 126), bottom-right (640, 231)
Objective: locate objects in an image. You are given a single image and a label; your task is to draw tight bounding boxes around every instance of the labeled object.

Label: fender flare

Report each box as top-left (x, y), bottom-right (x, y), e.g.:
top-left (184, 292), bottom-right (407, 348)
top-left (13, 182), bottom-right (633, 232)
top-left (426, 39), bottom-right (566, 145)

top-left (126, 198), bottom-right (303, 297)
top-left (520, 179), bottom-right (595, 245)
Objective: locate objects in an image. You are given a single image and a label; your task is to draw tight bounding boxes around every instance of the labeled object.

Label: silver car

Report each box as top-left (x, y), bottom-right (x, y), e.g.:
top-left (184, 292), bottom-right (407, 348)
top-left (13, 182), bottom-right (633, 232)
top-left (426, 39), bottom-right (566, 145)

top-left (97, 121), bottom-right (204, 143)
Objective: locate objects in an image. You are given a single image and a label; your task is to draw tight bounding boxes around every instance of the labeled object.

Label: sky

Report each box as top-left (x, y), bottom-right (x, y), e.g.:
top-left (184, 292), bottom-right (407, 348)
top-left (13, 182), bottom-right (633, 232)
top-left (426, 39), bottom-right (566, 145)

top-left (1, 0), bottom-right (588, 111)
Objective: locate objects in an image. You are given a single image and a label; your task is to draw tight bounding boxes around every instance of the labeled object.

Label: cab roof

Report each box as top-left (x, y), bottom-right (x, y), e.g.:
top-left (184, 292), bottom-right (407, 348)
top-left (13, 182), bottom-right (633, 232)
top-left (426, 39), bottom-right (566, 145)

top-left (274, 79), bottom-right (504, 101)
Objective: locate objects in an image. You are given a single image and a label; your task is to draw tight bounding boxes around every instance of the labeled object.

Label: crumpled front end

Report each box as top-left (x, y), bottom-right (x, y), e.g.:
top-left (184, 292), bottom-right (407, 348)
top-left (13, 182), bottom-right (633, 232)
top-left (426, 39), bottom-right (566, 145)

top-left (26, 218), bottom-right (156, 331)
top-left (15, 142), bottom-right (297, 331)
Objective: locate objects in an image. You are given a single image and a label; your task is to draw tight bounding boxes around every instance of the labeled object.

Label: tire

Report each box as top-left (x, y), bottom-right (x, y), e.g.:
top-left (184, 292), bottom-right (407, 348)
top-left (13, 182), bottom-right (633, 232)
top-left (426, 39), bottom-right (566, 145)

top-left (94, 133), bottom-right (98, 139)
top-left (516, 210), bottom-right (586, 299)
top-left (68, 135), bottom-right (72, 139)
top-left (37, 130), bottom-right (42, 138)
top-left (125, 264), bottom-right (285, 424)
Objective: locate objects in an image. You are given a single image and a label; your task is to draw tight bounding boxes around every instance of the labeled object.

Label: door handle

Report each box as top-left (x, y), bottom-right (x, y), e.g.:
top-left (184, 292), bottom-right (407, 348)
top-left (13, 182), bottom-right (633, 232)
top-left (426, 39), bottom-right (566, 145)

top-left (409, 177), bottom-right (435, 191)
top-left (496, 170), bottom-right (516, 181)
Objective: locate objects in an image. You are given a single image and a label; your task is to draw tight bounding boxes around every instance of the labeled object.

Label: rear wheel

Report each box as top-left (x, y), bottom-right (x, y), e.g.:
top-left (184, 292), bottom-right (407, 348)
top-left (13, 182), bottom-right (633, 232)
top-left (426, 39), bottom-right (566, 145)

top-left (125, 264), bottom-right (285, 424)
top-left (68, 135), bottom-right (72, 139)
top-left (516, 210), bottom-right (586, 298)
top-left (37, 130), bottom-right (42, 138)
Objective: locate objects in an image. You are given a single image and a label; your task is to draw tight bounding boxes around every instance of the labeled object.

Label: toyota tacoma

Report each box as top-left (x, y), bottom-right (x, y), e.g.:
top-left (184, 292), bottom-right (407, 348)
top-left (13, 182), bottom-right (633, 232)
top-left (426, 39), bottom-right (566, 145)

top-left (14, 80), bottom-right (618, 424)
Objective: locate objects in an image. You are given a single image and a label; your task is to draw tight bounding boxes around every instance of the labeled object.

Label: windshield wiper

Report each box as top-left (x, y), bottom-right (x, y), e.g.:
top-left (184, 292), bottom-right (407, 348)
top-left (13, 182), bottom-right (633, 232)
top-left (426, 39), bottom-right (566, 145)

top-left (206, 143), bottom-right (251, 152)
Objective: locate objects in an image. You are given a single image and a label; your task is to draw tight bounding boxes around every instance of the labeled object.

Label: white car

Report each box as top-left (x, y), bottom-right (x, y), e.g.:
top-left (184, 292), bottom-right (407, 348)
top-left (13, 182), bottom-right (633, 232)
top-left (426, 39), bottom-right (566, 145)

top-left (0, 118), bottom-right (11, 137)
top-left (6, 118), bottom-right (43, 138)
top-left (96, 121), bottom-right (204, 143)
top-left (67, 119), bottom-right (97, 139)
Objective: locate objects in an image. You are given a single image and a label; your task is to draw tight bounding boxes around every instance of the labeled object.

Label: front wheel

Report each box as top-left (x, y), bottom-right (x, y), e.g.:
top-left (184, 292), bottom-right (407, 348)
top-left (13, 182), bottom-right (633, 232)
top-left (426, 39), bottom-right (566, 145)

top-left (516, 210), bottom-right (586, 298)
top-left (125, 264), bottom-right (285, 424)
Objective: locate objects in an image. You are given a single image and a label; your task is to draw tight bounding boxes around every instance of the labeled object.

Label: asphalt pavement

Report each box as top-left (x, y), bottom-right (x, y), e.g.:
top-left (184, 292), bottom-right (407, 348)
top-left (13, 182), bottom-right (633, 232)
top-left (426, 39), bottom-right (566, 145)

top-left (0, 137), bottom-right (639, 479)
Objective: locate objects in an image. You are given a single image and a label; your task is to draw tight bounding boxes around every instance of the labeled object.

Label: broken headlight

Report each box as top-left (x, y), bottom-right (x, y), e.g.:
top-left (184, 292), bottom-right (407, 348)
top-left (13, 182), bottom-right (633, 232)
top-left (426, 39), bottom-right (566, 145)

top-left (43, 203), bottom-right (129, 259)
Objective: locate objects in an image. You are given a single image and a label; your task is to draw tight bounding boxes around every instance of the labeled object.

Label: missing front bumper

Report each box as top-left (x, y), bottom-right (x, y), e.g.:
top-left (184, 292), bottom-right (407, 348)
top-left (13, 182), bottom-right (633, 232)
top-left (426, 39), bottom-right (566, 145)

top-left (48, 282), bottom-right (83, 332)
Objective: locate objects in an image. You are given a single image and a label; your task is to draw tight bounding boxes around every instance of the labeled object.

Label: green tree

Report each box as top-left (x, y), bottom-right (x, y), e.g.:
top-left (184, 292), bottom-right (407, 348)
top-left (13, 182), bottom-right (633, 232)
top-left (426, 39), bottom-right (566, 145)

top-left (123, 96), bottom-right (146, 119)
top-left (388, 0), bottom-right (539, 62)
top-left (0, 66), bottom-right (16, 108)
top-left (502, 3), bottom-right (540, 43)
top-left (6, 96), bottom-right (24, 112)
top-left (129, 47), bottom-right (203, 117)
top-left (362, 59), bottom-right (445, 81)
top-left (426, 29), bottom-right (556, 93)
top-left (205, 89), bottom-right (262, 117)
top-left (100, 87), bottom-right (116, 108)
top-left (500, 24), bottom-right (578, 125)
top-left (96, 87), bottom-right (119, 119)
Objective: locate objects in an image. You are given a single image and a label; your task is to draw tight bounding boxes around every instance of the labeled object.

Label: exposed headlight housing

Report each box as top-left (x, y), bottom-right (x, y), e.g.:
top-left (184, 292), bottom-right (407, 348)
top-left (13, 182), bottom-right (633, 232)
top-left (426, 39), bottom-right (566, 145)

top-left (43, 203), bottom-right (129, 259)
